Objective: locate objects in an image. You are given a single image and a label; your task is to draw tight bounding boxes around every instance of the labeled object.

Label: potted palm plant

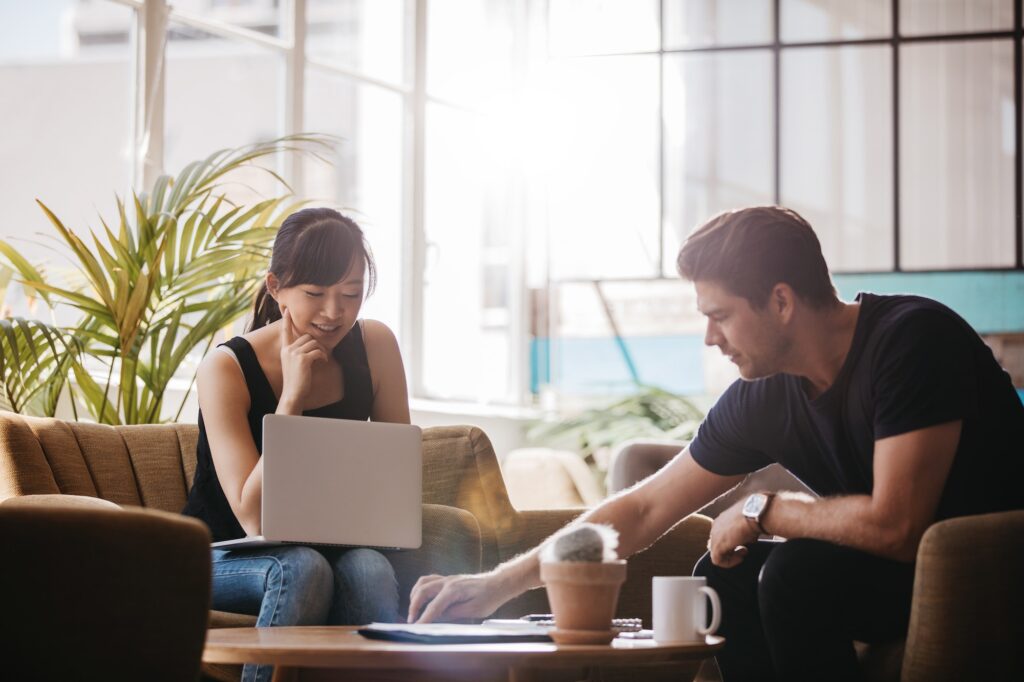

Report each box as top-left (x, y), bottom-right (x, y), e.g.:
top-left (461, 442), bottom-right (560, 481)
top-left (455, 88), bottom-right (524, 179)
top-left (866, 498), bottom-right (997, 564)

top-left (526, 385), bottom-right (705, 495)
top-left (0, 133), bottom-right (333, 424)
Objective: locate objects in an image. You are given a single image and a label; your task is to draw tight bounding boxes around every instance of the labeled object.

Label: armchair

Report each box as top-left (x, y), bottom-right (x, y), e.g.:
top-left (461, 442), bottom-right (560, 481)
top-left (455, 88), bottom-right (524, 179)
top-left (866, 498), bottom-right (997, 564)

top-left (900, 509), bottom-right (1024, 681)
top-left (420, 427), bottom-right (1024, 682)
top-left (419, 426), bottom-right (713, 681)
top-left (0, 499), bottom-right (211, 682)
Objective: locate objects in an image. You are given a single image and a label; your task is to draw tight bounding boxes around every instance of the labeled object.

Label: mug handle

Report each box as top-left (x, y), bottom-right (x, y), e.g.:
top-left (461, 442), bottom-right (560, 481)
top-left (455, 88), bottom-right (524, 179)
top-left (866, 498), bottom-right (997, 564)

top-left (698, 586), bottom-right (722, 636)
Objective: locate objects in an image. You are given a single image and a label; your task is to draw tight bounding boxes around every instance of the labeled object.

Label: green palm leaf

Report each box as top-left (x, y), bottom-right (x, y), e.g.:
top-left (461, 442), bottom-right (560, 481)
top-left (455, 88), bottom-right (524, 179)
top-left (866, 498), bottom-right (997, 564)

top-left (0, 134), bottom-right (337, 423)
top-left (0, 318), bottom-right (83, 416)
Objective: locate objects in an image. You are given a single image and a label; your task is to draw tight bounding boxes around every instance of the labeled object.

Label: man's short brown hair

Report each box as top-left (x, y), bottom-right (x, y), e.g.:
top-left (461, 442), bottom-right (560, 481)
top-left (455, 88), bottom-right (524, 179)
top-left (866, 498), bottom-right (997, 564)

top-left (677, 206), bottom-right (838, 309)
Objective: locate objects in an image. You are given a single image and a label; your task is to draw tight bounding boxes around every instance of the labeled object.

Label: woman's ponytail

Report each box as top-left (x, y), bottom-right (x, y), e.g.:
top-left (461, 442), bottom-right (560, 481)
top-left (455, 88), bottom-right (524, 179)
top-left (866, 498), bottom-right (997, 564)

top-left (248, 281), bottom-right (281, 332)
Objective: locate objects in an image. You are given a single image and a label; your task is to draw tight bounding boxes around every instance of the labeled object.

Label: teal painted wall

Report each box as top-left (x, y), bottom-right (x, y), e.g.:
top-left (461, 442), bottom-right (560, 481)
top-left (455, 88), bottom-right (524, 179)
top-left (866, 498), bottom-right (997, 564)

top-left (533, 272), bottom-right (1024, 395)
top-left (833, 272), bottom-right (1024, 334)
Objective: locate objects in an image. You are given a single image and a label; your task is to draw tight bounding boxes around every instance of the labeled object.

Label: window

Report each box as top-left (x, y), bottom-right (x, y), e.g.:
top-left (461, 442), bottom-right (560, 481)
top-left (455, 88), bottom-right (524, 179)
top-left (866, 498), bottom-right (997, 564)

top-left (537, 0), bottom-right (1023, 401)
top-left (0, 0), bottom-right (135, 320)
top-left (6, 1), bottom-right (1022, 410)
top-left (164, 22), bottom-right (284, 199)
top-left (781, 45), bottom-right (893, 271)
top-left (664, 49), bottom-right (775, 275)
top-left (900, 40), bottom-right (1015, 269)
top-left (781, 0), bottom-right (891, 42)
top-left (543, 0), bottom-right (1021, 278)
top-left (420, 0), bottom-right (525, 403)
top-left (544, 55), bottom-right (662, 281)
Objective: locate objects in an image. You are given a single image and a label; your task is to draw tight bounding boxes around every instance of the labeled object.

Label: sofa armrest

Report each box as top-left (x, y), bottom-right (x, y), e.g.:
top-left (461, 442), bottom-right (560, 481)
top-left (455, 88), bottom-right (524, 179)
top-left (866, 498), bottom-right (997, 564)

top-left (1, 503), bottom-right (211, 681)
top-left (902, 510), bottom-right (1024, 682)
top-left (618, 514), bottom-right (712, 626)
top-left (486, 508), bottom-right (574, 618)
top-left (384, 503), bottom-right (483, 619)
top-left (501, 508), bottom-right (583, 557)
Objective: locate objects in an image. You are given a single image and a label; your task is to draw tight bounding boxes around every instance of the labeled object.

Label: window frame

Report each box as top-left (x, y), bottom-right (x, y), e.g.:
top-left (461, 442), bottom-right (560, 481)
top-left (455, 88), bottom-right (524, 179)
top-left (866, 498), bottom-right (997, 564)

top-left (107, 0), bottom-right (1024, 410)
top-left (546, 0), bottom-right (1024, 278)
top-left (115, 0), bottom-right (457, 402)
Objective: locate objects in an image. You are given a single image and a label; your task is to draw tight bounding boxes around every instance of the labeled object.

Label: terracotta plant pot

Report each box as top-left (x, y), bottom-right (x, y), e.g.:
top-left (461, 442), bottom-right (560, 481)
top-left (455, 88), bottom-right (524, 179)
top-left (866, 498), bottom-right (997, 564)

top-left (540, 560), bottom-right (627, 645)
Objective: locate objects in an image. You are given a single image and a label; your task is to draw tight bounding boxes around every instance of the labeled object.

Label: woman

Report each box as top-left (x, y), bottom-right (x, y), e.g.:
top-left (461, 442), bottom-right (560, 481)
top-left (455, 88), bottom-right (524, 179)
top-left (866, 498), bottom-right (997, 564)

top-left (182, 207), bottom-right (410, 682)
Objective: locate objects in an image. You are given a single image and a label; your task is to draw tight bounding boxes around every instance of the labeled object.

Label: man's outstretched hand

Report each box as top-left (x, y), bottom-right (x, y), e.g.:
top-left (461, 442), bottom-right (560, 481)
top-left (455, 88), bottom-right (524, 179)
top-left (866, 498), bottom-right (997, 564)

top-left (407, 573), bottom-right (510, 623)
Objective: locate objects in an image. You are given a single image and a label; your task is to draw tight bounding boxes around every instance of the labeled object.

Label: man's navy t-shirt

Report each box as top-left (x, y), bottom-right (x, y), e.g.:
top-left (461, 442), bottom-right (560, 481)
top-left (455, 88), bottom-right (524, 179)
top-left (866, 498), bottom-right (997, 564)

top-left (689, 293), bottom-right (1024, 520)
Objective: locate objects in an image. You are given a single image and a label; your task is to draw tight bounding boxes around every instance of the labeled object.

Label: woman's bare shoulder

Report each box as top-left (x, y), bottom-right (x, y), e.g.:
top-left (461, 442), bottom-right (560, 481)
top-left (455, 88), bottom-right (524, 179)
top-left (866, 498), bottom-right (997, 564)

top-left (360, 318), bottom-right (399, 346)
top-left (198, 345), bottom-right (246, 388)
top-left (359, 319), bottom-right (409, 422)
top-left (239, 324), bottom-right (278, 352)
top-left (196, 346), bottom-right (252, 417)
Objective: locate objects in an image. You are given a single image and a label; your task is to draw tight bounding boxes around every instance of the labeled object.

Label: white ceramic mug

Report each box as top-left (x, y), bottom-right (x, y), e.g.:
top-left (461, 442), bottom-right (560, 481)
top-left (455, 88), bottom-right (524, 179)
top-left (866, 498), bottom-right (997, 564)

top-left (652, 576), bottom-right (722, 643)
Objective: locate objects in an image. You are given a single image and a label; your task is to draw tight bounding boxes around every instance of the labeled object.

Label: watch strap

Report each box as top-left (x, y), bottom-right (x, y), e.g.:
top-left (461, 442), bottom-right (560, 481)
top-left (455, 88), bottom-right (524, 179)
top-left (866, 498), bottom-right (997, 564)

top-left (755, 492), bottom-right (774, 535)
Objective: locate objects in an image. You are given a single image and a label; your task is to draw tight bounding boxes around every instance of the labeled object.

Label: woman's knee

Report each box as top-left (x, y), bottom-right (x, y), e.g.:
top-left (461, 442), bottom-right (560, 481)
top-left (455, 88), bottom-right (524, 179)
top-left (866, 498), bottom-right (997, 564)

top-left (333, 548), bottom-right (396, 589)
top-left (274, 546), bottom-right (334, 603)
top-left (331, 548), bottom-right (399, 623)
top-left (244, 546), bottom-right (334, 627)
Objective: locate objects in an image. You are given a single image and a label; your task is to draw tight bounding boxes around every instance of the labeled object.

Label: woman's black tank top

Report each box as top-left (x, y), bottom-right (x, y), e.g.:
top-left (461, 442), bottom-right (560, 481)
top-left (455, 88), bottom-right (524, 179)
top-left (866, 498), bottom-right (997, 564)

top-left (182, 322), bottom-right (373, 541)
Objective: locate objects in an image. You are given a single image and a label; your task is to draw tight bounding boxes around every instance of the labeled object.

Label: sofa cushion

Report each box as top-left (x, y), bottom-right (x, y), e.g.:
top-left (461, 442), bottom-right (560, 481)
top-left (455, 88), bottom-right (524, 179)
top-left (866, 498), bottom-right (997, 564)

top-left (0, 412), bottom-right (63, 496)
top-left (118, 425), bottom-right (192, 512)
top-left (0, 493), bottom-right (121, 510)
top-left (209, 610), bottom-right (258, 628)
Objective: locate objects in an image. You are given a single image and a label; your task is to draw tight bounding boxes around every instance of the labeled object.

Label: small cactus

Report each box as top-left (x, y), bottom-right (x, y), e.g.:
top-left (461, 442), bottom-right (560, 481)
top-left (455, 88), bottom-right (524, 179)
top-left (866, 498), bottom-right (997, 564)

top-left (541, 522), bottom-right (619, 563)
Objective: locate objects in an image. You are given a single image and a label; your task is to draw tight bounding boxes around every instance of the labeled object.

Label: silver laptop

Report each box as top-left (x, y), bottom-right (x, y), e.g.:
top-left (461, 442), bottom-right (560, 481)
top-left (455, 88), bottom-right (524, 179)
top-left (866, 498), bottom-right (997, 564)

top-left (212, 415), bottom-right (422, 550)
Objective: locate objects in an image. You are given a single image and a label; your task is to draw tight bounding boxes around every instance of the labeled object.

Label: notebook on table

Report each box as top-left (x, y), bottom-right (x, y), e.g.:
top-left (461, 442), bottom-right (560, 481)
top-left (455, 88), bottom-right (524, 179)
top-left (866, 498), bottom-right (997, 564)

top-left (358, 623), bottom-right (553, 644)
top-left (212, 414), bottom-right (422, 550)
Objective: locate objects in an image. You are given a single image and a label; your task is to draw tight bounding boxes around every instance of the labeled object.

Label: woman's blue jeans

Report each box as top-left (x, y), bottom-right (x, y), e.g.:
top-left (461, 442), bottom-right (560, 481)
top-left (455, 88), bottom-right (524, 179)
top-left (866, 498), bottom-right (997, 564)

top-left (211, 545), bottom-right (400, 682)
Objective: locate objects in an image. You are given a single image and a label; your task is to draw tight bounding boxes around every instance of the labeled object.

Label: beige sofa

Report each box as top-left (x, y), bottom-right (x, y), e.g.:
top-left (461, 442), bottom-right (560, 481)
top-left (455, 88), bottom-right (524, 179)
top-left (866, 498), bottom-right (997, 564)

top-left (0, 412), bottom-right (483, 680)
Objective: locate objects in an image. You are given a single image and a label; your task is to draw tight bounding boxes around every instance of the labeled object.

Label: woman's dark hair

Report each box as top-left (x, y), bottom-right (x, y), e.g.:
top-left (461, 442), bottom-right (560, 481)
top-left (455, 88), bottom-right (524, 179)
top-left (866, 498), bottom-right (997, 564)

top-left (676, 206), bottom-right (838, 309)
top-left (248, 208), bottom-right (377, 331)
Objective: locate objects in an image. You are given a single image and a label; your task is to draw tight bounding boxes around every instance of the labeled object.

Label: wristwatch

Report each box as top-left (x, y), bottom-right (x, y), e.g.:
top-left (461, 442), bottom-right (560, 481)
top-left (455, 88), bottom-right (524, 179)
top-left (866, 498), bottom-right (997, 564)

top-left (742, 492), bottom-right (774, 535)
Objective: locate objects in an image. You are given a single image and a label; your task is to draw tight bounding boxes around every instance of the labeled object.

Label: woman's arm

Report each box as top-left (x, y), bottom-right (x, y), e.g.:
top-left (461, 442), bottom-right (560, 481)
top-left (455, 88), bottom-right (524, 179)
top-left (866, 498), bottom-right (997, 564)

top-left (196, 351), bottom-right (264, 535)
top-left (200, 314), bottom-right (331, 535)
top-left (362, 319), bottom-right (411, 424)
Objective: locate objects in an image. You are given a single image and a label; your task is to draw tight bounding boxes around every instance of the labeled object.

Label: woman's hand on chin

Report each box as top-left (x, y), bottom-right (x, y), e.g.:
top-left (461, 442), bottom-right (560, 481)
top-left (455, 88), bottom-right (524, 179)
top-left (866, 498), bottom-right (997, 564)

top-left (277, 308), bottom-right (328, 412)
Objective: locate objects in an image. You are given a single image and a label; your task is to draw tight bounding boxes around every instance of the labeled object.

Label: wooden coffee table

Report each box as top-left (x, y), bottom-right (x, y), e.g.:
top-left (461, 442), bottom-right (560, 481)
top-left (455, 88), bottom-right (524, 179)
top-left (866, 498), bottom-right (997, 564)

top-left (203, 626), bottom-right (724, 682)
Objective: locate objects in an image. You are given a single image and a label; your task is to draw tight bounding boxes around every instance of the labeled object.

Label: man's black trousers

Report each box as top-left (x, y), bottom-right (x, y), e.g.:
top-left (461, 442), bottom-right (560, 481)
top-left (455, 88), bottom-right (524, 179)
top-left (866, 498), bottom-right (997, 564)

top-left (693, 539), bottom-right (915, 682)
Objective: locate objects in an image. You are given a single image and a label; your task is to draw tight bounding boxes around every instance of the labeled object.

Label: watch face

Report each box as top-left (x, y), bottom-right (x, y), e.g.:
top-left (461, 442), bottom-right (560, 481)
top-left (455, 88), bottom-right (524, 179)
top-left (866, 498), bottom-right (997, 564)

top-left (743, 493), bottom-right (767, 517)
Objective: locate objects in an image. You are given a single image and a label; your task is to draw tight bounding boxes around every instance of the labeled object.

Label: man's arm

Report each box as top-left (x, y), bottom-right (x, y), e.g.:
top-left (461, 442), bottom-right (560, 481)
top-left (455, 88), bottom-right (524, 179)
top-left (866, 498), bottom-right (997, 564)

top-left (408, 447), bottom-right (744, 623)
top-left (708, 420), bottom-right (961, 567)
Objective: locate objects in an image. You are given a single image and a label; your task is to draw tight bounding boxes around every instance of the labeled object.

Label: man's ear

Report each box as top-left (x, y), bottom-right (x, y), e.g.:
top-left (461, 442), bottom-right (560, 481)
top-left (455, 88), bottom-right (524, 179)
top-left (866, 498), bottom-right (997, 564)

top-left (772, 283), bottom-right (796, 323)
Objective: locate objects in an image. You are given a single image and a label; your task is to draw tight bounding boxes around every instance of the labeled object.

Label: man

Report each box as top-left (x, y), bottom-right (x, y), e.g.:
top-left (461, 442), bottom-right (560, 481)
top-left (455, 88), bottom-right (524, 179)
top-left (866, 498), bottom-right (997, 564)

top-left (407, 206), bottom-right (1024, 681)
